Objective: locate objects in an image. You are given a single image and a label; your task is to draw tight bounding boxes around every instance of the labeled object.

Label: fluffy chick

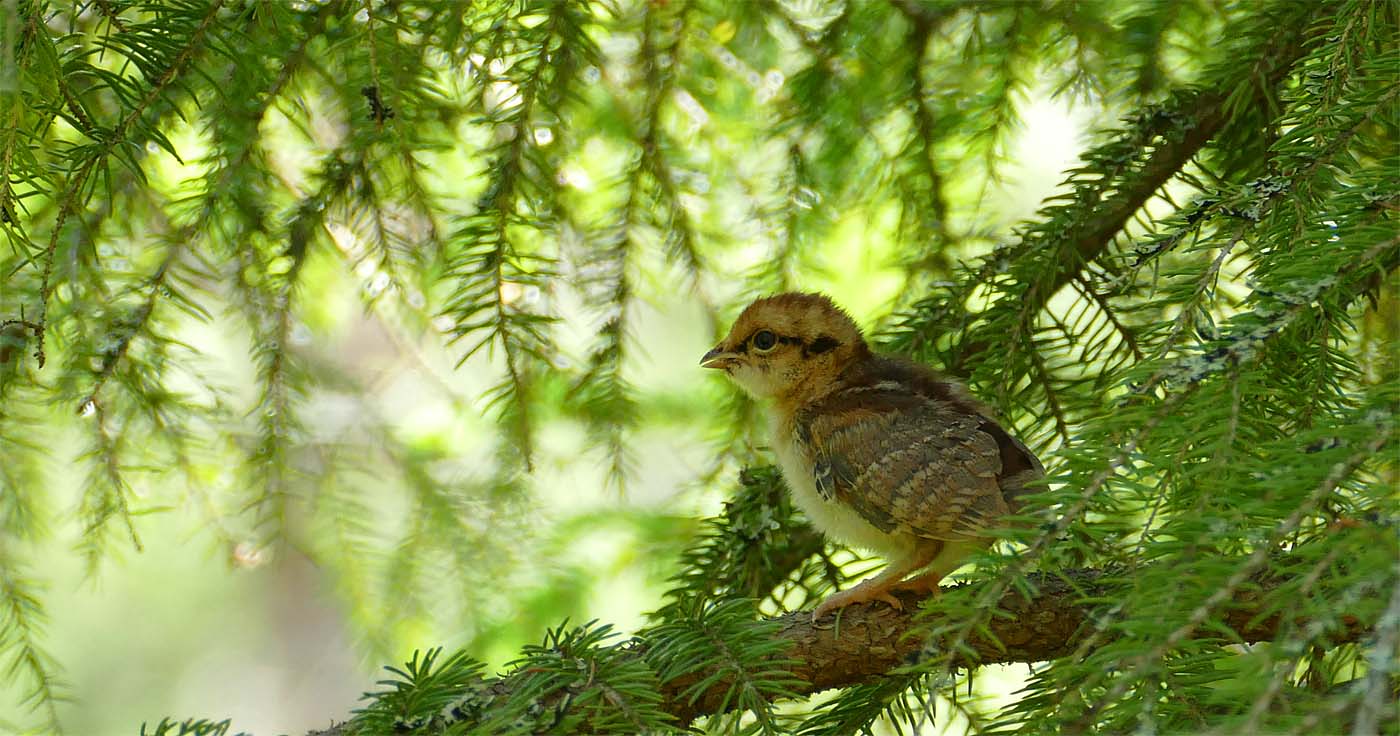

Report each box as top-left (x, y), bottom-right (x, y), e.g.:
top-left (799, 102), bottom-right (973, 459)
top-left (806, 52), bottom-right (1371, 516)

top-left (701, 293), bottom-right (1042, 619)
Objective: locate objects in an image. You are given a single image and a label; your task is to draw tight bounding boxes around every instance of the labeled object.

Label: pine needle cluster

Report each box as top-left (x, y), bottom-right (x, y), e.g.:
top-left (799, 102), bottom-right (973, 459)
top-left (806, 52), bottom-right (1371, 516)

top-left (0, 0), bottom-right (1394, 733)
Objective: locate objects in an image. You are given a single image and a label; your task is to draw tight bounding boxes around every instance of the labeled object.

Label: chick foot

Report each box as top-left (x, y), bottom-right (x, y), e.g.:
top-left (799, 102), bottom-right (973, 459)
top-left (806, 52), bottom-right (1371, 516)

top-left (890, 571), bottom-right (946, 597)
top-left (812, 580), bottom-right (903, 621)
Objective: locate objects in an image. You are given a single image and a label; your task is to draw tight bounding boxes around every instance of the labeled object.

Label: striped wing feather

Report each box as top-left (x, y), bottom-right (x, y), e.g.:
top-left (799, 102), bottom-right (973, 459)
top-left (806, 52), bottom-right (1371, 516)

top-left (797, 386), bottom-right (1013, 542)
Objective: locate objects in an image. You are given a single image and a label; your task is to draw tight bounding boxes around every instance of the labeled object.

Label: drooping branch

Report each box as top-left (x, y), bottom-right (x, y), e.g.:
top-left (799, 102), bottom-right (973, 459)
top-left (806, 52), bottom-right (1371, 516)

top-left (888, 1), bottom-right (1327, 372)
top-left (306, 561), bottom-right (1371, 734)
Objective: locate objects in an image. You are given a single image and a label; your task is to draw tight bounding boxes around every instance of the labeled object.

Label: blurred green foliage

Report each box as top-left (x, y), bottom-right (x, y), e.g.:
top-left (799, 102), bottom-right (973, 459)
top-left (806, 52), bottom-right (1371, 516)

top-left (0, 0), bottom-right (1396, 734)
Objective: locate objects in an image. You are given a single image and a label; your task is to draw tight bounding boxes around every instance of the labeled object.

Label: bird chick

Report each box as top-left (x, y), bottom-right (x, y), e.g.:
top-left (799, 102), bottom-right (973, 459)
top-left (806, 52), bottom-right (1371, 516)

top-left (701, 293), bottom-right (1042, 619)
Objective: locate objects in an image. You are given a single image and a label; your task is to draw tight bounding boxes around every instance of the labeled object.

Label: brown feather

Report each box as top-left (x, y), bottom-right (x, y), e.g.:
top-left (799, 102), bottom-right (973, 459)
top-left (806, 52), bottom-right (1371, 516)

top-left (795, 379), bottom-right (1021, 541)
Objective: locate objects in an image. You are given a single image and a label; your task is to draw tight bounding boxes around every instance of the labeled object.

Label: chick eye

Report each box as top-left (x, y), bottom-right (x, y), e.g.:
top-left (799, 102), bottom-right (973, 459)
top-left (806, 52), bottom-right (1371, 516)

top-left (751, 330), bottom-right (777, 352)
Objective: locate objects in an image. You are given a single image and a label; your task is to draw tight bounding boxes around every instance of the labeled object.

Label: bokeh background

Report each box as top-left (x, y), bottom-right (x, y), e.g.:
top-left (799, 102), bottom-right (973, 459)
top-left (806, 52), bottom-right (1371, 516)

top-left (2, 1), bottom-right (1394, 734)
top-left (4, 96), bottom-right (1091, 736)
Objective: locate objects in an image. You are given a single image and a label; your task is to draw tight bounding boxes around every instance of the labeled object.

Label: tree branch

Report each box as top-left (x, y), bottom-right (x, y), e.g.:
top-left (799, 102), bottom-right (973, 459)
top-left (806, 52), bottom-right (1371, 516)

top-left (940, 3), bottom-right (1323, 372)
top-left (306, 562), bottom-right (1370, 734)
top-left (661, 566), bottom-right (1368, 724)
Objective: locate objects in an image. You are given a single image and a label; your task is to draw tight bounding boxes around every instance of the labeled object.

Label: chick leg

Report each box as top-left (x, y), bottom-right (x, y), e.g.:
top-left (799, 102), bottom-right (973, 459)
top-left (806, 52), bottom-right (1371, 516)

top-left (812, 543), bottom-right (941, 620)
top-left (892, 538), bottom-right (988, 596)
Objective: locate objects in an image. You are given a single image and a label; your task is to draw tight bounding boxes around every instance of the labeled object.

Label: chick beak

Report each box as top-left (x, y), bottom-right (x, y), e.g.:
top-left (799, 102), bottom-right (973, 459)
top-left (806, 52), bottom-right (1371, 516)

top-left (700, 347), bottom-right (737, 370)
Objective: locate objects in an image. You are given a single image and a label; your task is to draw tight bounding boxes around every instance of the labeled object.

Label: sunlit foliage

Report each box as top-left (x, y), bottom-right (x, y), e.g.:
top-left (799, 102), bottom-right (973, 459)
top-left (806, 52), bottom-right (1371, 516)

top-left (1, 0), bottom-right (1395, 733)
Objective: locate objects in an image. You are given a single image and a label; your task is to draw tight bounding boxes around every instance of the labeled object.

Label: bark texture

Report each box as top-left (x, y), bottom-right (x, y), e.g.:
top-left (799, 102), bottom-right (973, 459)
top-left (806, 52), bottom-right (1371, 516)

top-left (307, 565), bottom-right (1369, 734)
top-left (660, 567), bottom-right (1367, 723)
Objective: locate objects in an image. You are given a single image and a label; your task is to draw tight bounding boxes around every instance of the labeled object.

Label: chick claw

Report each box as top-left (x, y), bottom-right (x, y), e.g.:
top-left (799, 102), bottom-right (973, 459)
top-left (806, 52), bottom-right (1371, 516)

top-left (812, 583), bottom-right (903, 622)
top-left (890, 573), bottom-right (946, 597)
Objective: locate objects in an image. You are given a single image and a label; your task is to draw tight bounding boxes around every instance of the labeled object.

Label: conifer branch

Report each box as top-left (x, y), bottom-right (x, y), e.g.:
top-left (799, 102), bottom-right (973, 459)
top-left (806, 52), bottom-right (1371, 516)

top-left (91, 0), bottom-right (131, 34)
top-left (894, 0), bottom-right (955, 248)
top-left (3, 1), bottom-right (1393, 732)
top-left (938, 4), bottom-right (1322, 372)
top-left (635, 0), bottom-right (704, 282)
top-left (658, 564), bottom-right (1371, 724)
top-left (33, 0), bottom-right (227, 362)
top-left (305, 556), bottom-right (1376, 734)
top-left (1070, 271), bottom-right (1142, 362)
top-left (78, 399), bottom-right (144, 568)
top-left (1074, 431), bottom-right (1389, 721)
top-left (0, 547), bottom-right (63, 734)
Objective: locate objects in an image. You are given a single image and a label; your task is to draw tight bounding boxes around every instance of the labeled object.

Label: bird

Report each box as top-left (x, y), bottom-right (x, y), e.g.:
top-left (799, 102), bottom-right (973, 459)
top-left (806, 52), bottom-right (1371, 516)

top-left (700, 292), bottom-right (1043, 619)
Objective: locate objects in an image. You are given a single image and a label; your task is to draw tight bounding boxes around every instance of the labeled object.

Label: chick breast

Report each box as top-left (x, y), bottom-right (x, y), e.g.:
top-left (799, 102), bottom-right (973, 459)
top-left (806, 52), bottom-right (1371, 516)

top-left (772, 412), bottom-right (917, 559)
top-left (775, 364), bottom-right (1038, 553)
